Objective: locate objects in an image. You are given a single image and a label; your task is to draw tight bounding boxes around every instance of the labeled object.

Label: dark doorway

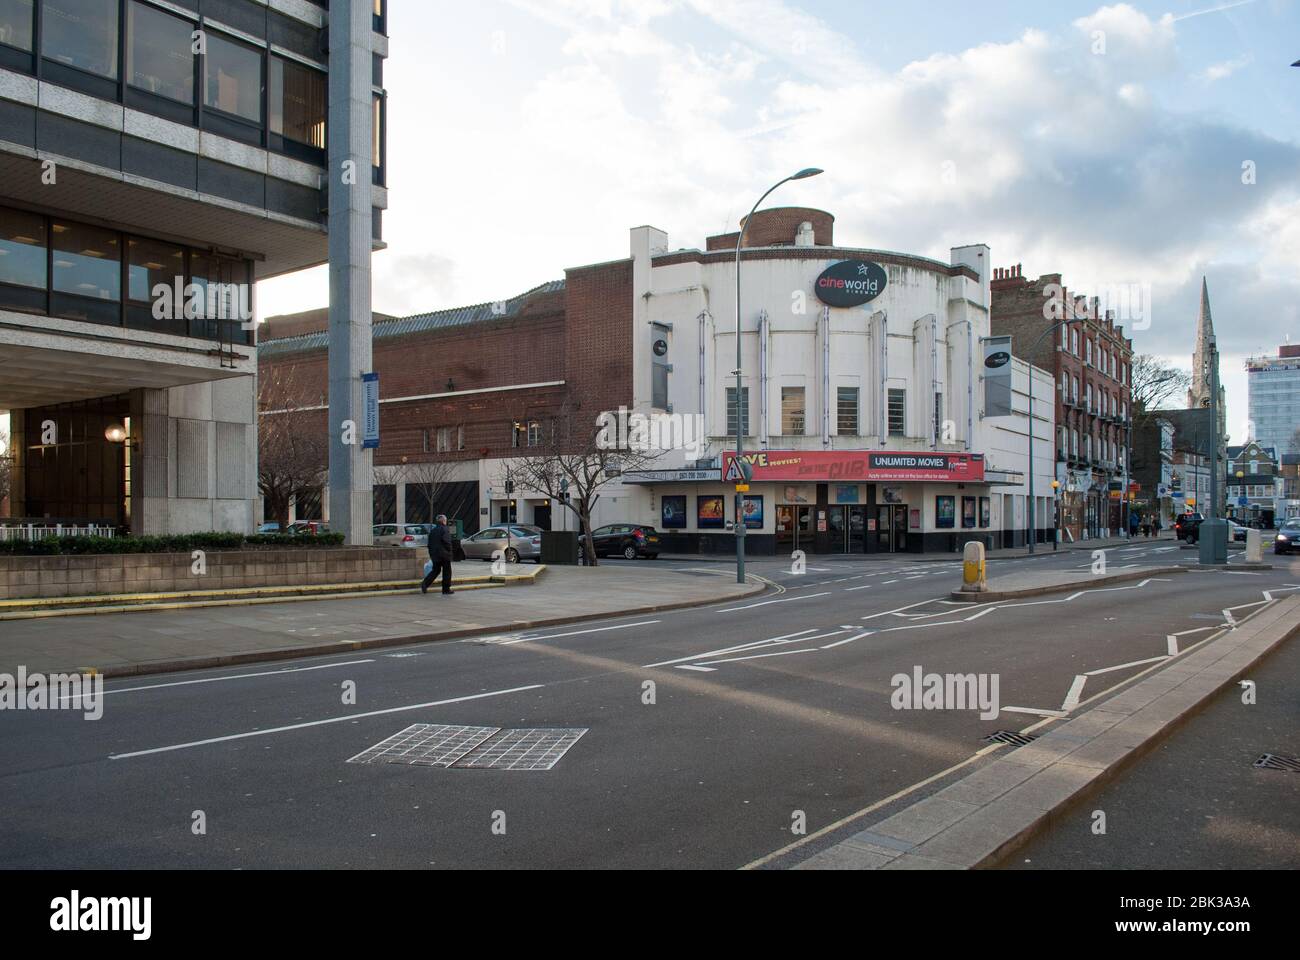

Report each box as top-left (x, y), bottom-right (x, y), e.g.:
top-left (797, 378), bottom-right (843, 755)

top-left (533, 503), bottom-right (552, 530)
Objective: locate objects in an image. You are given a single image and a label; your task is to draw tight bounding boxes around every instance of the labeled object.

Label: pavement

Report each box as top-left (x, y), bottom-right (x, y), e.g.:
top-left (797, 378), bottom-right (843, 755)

top-left (1008, 616), bottom-right (1300, 870)
top-left (0, 562), bottom-right (762, 678)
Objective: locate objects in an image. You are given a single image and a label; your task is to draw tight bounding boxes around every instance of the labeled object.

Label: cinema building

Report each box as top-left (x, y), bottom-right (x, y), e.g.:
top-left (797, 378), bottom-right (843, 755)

top-left (258, 206), bottom-right (1054, 555)
top-left (0, 0), bottom-right (388, 535)
top-left (616, 209), bottom-right (1055, 554)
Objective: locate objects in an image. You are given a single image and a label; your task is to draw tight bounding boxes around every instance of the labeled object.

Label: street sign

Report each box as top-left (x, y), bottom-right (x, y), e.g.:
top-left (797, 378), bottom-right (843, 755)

top-left (723, 458), bottom-right (753, 482)
top-left (735, 483), bottom-right (750, 493)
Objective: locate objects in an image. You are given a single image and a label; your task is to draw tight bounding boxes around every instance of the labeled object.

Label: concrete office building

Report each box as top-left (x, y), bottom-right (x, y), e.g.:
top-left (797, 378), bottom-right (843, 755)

top-left (0, 0), bottom-right (388, 534)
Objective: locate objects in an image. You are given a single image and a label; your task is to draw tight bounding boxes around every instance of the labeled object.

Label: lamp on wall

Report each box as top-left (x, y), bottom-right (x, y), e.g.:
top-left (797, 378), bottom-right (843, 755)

top-left (104, 423), bottom-right (127, 443)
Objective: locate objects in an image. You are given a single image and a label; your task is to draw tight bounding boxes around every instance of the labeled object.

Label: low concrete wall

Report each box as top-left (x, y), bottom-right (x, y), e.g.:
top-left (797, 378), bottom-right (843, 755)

top-left (0, 548), bottom-right (425, 600)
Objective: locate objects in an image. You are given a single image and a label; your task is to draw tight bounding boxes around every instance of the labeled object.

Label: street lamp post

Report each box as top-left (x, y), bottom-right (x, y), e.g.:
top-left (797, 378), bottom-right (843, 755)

top-left (1051, 479), bottom-right (1060, 550)
top-left (733, 168), bottom-right (823, 584)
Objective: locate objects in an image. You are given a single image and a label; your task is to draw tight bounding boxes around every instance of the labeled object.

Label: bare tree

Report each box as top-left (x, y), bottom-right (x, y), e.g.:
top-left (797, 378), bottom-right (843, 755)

top-left (503, 397), bottom-right (663, 565)
top-left (257, 366), bottom-right (328, 531)
top-left (389, 457), bottom-right (467, 525)
top-left (1130, 354), bottom-right (1192, 419)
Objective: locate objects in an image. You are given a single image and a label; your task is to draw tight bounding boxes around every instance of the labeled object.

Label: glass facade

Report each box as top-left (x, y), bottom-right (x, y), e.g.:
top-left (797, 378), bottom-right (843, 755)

top-left (0, 0), bottom-right (34, 50)
top-left (6, 0), bottom-right (384, 174)
top-left (0, 203), bottom-right (252, 343)
top-left (42, 0), bottom-right (118, 78)
top-left (126, 0), bottom-right (192, 103)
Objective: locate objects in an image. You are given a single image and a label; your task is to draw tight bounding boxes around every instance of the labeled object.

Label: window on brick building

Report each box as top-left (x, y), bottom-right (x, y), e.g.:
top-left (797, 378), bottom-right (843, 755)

top-left (1071, 329), bottom-right (1079, 356)
top-left (527, 420), bottom-right (543, 447)
top-left (422, 428), bottom-right (430, 453)
top-left (457, 424), bottom-right (465, 451)
top-left (436, 427), bottom-right (451, 453)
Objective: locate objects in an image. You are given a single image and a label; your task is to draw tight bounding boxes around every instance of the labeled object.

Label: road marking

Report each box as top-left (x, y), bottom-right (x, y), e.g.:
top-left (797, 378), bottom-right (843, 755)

top-left (881, 579), bottom-right (899, 585)
top-left (1001, 706), bottom-right (1069, 718)
top-left (1085, 655), bottom-right (1168, 676)
top-left (641, 629), bottom-right (819, 669)
top-left (108, 685), bottom-right (544, 760)
top-left (674, 665), bottom-right (716, 672)
top-left (845, 585), bottom-right (873, 592)
top-left (860, 598), bottom-right (946, 621)
top-left (497, 620), bottom-right (661, 644)
top-left (58, 660), bottom-right (375, 701)
top-left (1167, 634), bottom-right (1179, 656)
top-left (697, 648), bottom-right (818, 666)
top-left (821, 631), bottom-right (875, 650)
top-left (1061, 675), bottom-right (1088, 711)
top-left (717, 592), bottom-right (831, 612)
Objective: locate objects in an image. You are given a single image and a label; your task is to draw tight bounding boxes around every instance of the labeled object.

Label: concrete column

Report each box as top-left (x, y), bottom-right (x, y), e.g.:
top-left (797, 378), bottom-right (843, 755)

top-left (327, 0), bottom-right (375, 545)
top-left (395, 482), bottom-right (406, 526)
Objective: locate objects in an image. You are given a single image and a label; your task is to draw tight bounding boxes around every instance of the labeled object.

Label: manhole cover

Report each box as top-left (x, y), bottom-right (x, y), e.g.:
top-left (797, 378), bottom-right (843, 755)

top-left (348, 724), bottom-right (501, 767)
top-left (1254, 753), bottom-right (1300, 772)
top-left (453, 728), bottom-right (588, 771)
top-left (983, 730), bottom-right (1038, 747)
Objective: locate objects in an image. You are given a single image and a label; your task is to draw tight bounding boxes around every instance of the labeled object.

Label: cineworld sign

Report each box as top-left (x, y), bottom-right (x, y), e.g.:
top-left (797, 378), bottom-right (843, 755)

top-left (814, 260), bottom-right (888, 308)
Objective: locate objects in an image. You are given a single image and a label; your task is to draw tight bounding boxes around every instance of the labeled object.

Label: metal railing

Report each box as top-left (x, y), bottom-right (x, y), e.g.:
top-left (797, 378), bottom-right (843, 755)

top-left (0, 523), bottom-right (117, 542)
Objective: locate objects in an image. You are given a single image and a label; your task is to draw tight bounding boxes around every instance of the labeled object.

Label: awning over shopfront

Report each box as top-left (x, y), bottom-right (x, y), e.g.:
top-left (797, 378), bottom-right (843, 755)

top-left (721, 450), bottom-right (985, 484)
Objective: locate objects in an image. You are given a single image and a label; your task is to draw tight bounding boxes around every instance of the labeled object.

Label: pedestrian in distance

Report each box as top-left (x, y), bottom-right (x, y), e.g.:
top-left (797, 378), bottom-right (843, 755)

top-left (421, 514), bottom-right (455, 596)
top-left (1153, 515), bottom-right (1162, 538)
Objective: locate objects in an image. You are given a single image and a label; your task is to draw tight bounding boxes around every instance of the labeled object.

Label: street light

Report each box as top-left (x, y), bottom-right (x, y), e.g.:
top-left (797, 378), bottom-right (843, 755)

top-left (1051, 479), bottom-right (1061, 550)
top-left (1023, 316), bottom-right (1075, 553)
top-left (733, 167), bottom-right (824, 584)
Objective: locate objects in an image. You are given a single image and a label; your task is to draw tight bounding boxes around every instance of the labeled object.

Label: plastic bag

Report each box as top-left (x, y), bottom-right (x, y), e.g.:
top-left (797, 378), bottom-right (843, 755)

top-left (423, 560), bottom-right (433, 577)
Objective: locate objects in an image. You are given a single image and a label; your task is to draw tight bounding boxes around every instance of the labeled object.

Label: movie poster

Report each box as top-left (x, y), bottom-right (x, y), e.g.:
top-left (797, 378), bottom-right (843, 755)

top-left (979, 497), bottom-right (991, 528)
top-left (742, 495), bottom-right (764, 529)
top-left (698, 496), bottom-right (726, 529)
top-left (936, 496), bottom-right (956, 529)
top-left (962, 496), bottom-right (977, 529)
top-left (661, 495), bottom-right (686, 529)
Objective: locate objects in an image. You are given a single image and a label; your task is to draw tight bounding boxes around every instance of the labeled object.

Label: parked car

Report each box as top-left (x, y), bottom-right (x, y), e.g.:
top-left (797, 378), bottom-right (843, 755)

top-left (1228, 521), bottom-right (1249, 543)
top-left (1274, 519), bottom-right (1300, 555)
top-left (288, 521), bottom-right (330, 536)
top-left (372, 524), bottom-right (429, 548)
top-left (589, 523), bottom-right (661, 560)
top-left (256, 522), bottom-right (283, 534)
top-left (1174, 513), bottom-right (1205, 542)
top-left (460, 525), bottom-right (543, 563)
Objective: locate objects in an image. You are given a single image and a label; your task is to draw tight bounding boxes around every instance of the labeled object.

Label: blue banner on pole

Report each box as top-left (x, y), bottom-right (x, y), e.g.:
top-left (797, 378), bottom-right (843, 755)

top-left (362, 373), bottom-right (380, 450)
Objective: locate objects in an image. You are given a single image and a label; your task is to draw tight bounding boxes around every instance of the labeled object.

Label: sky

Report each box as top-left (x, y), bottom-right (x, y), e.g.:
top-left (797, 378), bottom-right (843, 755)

top-left (257, 0), bottom-right (1300, 445)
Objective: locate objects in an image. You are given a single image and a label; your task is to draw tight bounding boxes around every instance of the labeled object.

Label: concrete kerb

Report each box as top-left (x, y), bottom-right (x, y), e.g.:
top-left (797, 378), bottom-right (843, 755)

top-left (61, 576), bottom-right (770, 679)
top-left (794, 594), bottom-right (1300, 871)
top-left (948, 565), bottom-right (1188, 603)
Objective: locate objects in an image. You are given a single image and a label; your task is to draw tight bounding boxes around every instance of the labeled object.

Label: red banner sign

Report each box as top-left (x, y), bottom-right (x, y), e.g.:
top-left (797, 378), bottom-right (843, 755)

top-left (722, 451), bottom-right (985, 483)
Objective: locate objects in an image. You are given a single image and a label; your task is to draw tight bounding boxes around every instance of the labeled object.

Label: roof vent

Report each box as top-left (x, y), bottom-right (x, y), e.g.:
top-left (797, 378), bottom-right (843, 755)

top-left (795, 221), bottom-right (815, 247)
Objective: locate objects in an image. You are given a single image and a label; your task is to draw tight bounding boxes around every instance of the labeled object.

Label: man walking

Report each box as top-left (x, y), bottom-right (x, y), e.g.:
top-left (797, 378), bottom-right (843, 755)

top-left (421, 514), bottom-right (455, 595)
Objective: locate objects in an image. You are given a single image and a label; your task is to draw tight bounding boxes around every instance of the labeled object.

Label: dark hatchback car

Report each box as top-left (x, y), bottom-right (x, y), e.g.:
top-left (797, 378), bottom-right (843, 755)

top-left (1174, 513), bottom-right (1205, 542)
top-left (1275, 519), bottom-right (1300, 555)
top-left (587, 524), bottom-right (661, 560)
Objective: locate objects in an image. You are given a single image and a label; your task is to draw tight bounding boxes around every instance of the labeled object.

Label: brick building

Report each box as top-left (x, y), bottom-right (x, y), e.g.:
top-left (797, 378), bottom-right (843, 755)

top-left (259, 262), bottom-right (637, 534)
top-left (991, 267), bottom-right (1134, 541)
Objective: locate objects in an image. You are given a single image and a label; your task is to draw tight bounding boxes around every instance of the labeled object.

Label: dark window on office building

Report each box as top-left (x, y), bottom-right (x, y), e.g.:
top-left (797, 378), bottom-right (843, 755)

top-left (42, 0), bottom-right (118, 77)
top-left (51, 220), bottom-right (120, 325)
top-left (0, 0), bottom-right (34, 50)
top-left (0, 206), bottom-right (47, 312)
top-left (204, 30), bottom-right (262, 124)
top-left (269, 55), bottom-right (326, 148)
top-left (888, 388), bottom-right (906, 437)
top-left (126, 237), bottom-right (185, 334)
top-left (126, 1), bottom-right (193, 103)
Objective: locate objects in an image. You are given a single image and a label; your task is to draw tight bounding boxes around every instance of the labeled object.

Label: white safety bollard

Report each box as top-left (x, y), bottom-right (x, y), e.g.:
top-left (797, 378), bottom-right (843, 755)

top-left (1246, 528), bottom-right (1262, 564)
top-left (961, 541), bottom-right (988, 593)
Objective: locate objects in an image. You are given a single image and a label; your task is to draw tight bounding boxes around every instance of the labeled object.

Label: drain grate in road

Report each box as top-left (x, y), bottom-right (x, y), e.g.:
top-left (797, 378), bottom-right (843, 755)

top-left (347, 724), bottom-right (501, 767)
top-left (453, 728), bottom-right (588, 771)
top-left (1253, 753), bottom-right (1300, 772)
top-left (983, 730), bottom-right (1039, 747)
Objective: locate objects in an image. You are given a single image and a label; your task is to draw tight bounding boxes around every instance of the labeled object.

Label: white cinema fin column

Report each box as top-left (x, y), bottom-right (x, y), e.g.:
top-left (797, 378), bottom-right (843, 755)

top-left (327, 0), bottom-right (375, 545)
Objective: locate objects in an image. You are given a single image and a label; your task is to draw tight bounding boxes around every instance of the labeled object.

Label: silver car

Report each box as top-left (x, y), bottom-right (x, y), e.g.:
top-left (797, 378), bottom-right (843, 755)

top-left (372, 523), bottom-right (429, 548)
top-left (461, 525), bottom-right (543, 563)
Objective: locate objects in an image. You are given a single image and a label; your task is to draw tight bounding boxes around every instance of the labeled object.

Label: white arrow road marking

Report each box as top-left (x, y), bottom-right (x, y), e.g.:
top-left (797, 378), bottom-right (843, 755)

top-left (1062, 675), bottom-right (1088, 711)
top-left (109, 684), bottom-right (544, 760)
top-left (674, 665), bottom-right (715, 672)
top-left (718, 592), bottom-right (831, 612)
top-left (696, 648), bottom-right (818, 666)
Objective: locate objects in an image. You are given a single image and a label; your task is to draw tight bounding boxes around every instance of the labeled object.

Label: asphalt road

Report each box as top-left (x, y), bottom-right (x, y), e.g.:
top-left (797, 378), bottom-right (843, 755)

top-left (2, 545), bottom-right (1297, 869)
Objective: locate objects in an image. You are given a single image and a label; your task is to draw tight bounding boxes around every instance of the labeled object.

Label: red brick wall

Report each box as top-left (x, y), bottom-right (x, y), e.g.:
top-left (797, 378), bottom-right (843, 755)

top-left (561, 258), bottom-right (634, 412)
top-left (706, 207), bottom-right (835, 250)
